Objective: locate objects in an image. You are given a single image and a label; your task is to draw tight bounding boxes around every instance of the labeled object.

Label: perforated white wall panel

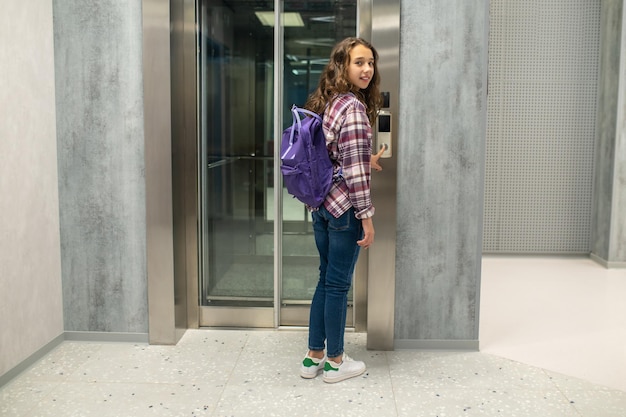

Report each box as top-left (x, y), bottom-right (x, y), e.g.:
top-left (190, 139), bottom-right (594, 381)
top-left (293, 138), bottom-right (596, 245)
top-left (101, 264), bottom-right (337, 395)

top-left (484, 1), bottom-right (600, 253)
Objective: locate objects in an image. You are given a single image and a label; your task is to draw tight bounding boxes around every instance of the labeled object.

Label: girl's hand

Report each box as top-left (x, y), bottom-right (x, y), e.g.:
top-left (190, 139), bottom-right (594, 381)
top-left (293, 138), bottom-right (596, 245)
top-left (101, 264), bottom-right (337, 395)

top-left (371, 145), bottom-right (385, 172)
top-left (358, 218), bottom-right (375, 248)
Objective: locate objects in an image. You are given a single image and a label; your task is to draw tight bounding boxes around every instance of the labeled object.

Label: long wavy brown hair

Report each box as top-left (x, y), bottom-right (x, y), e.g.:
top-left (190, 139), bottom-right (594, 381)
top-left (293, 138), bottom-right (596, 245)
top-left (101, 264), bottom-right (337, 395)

top-left (304, 37), bottom-right (382, 124)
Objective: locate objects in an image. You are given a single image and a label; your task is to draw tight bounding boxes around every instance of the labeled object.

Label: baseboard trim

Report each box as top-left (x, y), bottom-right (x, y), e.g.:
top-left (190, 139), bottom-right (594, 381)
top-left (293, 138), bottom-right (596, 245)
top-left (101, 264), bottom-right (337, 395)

top-left (394, 339), bottom-right (479, 351)
top-left (64, 331), bottom-right (149, 343)
top-left (0, 332), bottom-right (65, 388)
top-left (590, 253), bottom-right (626, 269)
top-left (0, 331), bottom-right (149, 389)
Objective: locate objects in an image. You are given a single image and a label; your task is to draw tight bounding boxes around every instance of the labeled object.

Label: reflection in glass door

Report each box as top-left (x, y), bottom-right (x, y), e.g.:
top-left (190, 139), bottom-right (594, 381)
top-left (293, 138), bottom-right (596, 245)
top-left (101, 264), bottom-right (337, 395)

top-left (198, 0), bottom-right (357, 327)
top-left (280, 2), bottom-right (357, 325)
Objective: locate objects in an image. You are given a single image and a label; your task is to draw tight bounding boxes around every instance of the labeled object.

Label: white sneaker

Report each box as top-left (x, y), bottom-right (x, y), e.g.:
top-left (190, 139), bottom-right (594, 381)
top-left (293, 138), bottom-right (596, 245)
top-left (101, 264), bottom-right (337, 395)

top-left (300, 353), bottom-right (326, 379)
top-left (323, 353), bottom-right (366, 383)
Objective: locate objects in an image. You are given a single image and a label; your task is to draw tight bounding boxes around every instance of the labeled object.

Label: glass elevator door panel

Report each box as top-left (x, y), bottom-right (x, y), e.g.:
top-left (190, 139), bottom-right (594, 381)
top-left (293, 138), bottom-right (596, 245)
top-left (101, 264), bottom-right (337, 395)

top-left (199, 0), bottom-right (275, 311)
top-left (198, 0), bottom-right (357, 326)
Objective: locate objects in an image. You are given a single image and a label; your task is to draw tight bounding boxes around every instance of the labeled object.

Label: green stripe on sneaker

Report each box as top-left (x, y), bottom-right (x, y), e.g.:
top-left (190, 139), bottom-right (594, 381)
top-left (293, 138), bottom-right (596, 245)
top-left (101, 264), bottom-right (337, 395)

top-left (302, 358), bottom-right (319, 367)
top-left (324, 362), bottom-right (339, 372)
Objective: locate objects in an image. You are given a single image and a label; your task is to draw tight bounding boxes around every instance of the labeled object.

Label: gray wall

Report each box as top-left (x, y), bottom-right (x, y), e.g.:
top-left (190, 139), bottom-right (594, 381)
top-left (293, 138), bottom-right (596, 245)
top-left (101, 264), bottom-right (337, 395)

top-left (615, 2), bottom-right (626, 263)
top-left (395, 0), bottom-right (488, 344)
top-left (0, 0), bottom-right (64, 377)
top-left (592, 0), bottom-right (626, 266)
top-left (484, 1), bottom-right (599, 254)
top-left (53, 0), bottom-right (148, 332)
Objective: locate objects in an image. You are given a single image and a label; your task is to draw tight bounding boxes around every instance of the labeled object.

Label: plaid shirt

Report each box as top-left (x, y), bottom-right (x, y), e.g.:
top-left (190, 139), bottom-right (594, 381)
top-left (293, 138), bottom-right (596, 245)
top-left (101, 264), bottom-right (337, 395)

top-left (322, 94), bottom-right (374, 219)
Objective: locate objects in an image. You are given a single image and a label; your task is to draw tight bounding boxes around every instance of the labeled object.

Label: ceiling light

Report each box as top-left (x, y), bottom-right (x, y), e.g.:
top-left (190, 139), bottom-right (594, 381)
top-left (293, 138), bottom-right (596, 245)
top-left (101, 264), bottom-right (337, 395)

top-left (311, 16), bottom-right (335, 23)
top-left (292, 69), bottom-right (323, 76)
top-left (255, 12), bottom-right (304, 27)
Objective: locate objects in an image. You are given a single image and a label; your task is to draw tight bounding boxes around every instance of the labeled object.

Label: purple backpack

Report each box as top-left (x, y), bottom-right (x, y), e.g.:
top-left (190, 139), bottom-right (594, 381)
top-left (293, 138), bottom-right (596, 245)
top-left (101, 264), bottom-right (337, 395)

top-left (280, 105), bottom-right (334, 208)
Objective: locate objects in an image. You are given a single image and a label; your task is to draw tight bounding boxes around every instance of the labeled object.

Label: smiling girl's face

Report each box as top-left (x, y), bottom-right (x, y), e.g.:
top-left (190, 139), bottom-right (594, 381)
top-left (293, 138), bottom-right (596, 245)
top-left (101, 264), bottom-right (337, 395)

top-left (347, 44), bottom-right (375, 90)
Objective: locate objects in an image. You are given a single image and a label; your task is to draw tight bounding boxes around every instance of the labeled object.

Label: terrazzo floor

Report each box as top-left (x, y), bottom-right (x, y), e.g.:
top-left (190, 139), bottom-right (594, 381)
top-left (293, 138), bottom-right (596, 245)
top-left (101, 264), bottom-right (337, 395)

top-left (2, 256), bottom-right (626, 416)
top-left (1, 329), bottom-right (625, 417)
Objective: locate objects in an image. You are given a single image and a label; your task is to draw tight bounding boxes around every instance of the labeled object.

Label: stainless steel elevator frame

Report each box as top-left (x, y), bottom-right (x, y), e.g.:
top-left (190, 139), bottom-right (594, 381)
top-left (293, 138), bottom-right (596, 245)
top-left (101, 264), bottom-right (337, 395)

top-left (143, 0), bottom-right (178, 344)
top-left (357, 0), bottom-right (399, 351)
top-left (146, 0), bottom-right (399, 350)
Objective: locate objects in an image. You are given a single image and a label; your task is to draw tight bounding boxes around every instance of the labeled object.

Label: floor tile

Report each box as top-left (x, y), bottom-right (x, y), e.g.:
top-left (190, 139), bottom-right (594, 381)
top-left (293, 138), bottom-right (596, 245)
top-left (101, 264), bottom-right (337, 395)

top-left (215, 375), bottom-right (397, 417)
top-left (394, 388), bottom-right (580, 417)
top-left (0, 379), bottom-right (60, 417)
top-left (19, 341), bottom-right (103, 382)
top-left (23, 381), bottom-right (223, 417)
top-left (480, 256), bottom-right (626, 392)
top-left (388, 351), bottom-right (556, 391)
top-left (560, 388), bottom-right (626, 417)
top-left (67, 331), bottom-right (248, 385)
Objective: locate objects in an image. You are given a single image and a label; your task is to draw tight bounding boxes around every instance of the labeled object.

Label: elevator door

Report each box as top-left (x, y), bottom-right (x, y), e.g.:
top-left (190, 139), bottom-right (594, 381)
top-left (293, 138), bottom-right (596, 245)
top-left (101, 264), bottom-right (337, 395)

top-left (198, 0), bottom-right (359, 327)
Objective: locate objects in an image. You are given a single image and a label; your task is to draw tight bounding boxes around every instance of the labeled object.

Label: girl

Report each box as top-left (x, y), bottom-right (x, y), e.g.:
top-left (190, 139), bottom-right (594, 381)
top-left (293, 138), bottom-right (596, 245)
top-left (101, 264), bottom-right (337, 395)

top-left (300, 37), bottom-right (383, 383)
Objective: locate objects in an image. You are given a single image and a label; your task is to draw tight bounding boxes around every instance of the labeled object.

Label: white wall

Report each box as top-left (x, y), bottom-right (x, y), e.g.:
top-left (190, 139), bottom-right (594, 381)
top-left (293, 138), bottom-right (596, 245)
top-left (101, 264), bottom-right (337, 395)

top-left (0, 0), bottom-right (64, 377)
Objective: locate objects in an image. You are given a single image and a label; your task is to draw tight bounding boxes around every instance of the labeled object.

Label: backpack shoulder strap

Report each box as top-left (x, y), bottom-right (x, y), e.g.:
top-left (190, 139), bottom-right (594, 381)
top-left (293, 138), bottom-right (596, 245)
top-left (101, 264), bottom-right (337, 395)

top-left (293, 106), bottom-right (322, 122)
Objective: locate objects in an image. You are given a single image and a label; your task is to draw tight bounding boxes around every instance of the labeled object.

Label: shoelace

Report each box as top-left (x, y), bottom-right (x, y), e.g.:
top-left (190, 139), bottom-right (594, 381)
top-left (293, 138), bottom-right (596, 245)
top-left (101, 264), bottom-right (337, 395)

top-left (336, 353), bottom-right (354, 365)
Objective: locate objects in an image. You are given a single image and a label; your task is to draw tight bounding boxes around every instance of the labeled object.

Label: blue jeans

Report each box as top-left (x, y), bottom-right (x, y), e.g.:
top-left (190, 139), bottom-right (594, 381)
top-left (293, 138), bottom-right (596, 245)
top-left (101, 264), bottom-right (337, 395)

top-left (308, 206), bottom-right (363, 358)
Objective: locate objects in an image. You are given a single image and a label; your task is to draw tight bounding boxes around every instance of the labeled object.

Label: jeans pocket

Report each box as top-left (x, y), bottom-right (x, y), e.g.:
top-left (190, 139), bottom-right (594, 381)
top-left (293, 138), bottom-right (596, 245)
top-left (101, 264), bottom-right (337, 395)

top-left (328, 209), bottom-right (352, 231)
top-left (311, 211), bottom-right (320, 226)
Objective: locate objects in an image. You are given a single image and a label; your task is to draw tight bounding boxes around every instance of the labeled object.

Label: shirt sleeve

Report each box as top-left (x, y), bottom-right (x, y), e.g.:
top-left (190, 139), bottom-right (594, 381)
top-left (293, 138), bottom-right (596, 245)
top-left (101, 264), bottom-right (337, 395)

top-left (337, 102), bottom-right (374, 219)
